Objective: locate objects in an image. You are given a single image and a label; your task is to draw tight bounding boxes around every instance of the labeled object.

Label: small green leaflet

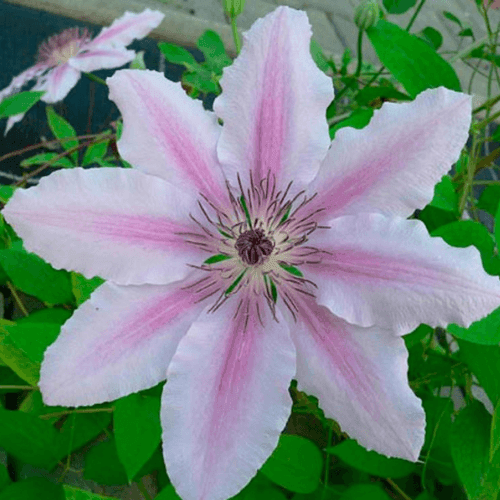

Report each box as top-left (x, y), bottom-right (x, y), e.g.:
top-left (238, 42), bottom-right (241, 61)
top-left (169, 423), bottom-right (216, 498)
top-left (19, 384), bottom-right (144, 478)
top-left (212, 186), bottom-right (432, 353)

top-left (204, 254), bottom-right (232, 264)
top-left (0, 91), bottom-right (44, 118)
top-left (279, 263), bottom-right (303, 277)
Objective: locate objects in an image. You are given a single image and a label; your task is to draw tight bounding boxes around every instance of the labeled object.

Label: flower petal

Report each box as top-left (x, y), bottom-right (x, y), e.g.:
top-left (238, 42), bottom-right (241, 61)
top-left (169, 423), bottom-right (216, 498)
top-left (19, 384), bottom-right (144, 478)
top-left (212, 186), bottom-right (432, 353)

top-left (287, 295), bottom-right (425, 461)
top-left (214, 6), bottom-right (333, 192)
top-left (306, 213), bottom-right (500, 334)
top-left (162, 299), bottom-right (295, 500)
top-left (0, 63), bottom-right (48, 101)
top-left (108, 70), bottom-right (226, 205)
top-left (308, 88), bottom-right (471, 221)
top-left (3, 167), bottom-right (202, 285)
top-left (70, 48), bottom-right (136, 72)
top-left (38, 64), bottom-right (81, 103)
top-left (40, 276), bottom-right (206, 406)
top-left (86, 9), bottom-right (164, 49)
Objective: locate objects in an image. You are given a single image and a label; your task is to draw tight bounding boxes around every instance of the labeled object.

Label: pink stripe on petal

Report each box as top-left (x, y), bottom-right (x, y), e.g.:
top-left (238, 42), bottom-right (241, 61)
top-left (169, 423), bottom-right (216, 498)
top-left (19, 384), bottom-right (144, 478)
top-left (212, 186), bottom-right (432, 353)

top-left (162, 299), bottom-right (295, 500)
top-left (3, 167), bottom-right (201, 286)
top-left (41, 64), bottom-right (81, 102)
top-left (214, 7), bottom-right (332, 192)
top-left (40, 275), bottom-right (206, 407)
top-left (287, 295), bottom-right (425, 461)
top-left (108, 70), bottom-right (226, 205)
top-left (307, 214), bottom-right (500, 334)
top-left (309, 87), bottom-right (471, 221)
top-left (70, 48), bottom-right (135, 72)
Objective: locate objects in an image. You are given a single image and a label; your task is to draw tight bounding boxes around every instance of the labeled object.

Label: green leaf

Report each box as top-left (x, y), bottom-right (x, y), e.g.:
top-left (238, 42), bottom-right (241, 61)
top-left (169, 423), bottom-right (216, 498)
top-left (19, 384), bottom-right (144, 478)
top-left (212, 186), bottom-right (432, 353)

top-left (0, 186), bottom-right (15, 204)
top-left (478, 185), bottom-right (500, 216)
top-left (0, 91), bottom-right (44, 118)
top-left (84, 438), bottom-right (129, 485)
top-left (158, 42), bottom-right (198, 70)
top-left (114, 392), bottom-right (162, 481)
top-left (428, 175), bottom-right (458, 213)
top-left (82, 139), bottom-right (110, 166)
top-left (451, 400), bottom-right (500, 500)
top-left (383, 0), bottom-right (417, 14)
top-left (419, 27), bottom-right (443, 50)
top-left (0, 242), bottom-right (73, 304)
top-left (71, 272), bottom-right (104, 306)
top-left (0, 407), bottom-right (60, 468)
top-left (448, 306), bottom-right (500, 345)
top-left (367, 20), bottom-right (461, 97)
top-left (0, 464), bottom-right (10, 492)
top-left (182, 70), bottom-right (220, 95)
top-left (495, 202), bottom-right (500, 249)
top-left (458, 339), bottom-right (500, 406)
top-left (64, 485), bottom-right (117, 500)
top-left (196, 30), bottom-right (232, 74)
top-left (155, 485), bottom-right (182, 500)
top-left (0, 478), bottom-right (64, 500)
top-left (355, 85), bottom-right (411, 107)
top-left (260, 435), bottom-right (323, 493)
top-left (310, 39), bottom-right (329, 72)
top-left (491, 399), bottom-right (500, 462)
top-left (443, 11), bottom-right (463, 28)
top-left (340, 484), bottom-right (391, 500)
top-left (330, 108), bottom-right (374, 139)
top-left (326, 439), bottom-right (416, 478)
top-left (46, 106), bottom-right (79, 163)
top-left (431, 220), bottom-right (499, 275)
top-left (20, 152), bottom-right (74, 169)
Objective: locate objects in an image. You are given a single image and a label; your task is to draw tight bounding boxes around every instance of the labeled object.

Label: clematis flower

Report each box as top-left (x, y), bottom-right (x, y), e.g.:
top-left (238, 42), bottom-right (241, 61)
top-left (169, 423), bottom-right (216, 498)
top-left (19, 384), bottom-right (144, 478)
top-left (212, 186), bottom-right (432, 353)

top-left (0, 8), bottom-right (164, 133)
top-left (3, 6), bottom-right (500, 500)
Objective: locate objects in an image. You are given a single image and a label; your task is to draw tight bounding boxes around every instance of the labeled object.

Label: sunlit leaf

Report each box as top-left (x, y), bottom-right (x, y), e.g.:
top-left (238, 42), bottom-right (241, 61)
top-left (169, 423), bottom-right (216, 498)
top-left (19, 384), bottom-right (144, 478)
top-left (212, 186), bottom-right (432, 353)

top-left (0, 478), bottom-right (64, 500)
top-left (0, 91), bottom-right (44, 118)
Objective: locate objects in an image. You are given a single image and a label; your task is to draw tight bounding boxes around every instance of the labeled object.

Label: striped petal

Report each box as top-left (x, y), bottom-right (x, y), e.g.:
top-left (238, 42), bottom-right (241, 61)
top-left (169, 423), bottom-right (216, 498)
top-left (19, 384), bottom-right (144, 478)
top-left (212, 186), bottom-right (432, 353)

top-left (3, 168), bottom-right (201, 286)
top-left (40, 276), bottom-right (206, 407)
top-left (214, 6), bottom-right (333, 192)
top-left (161, 299), bottom-right (295, 500)
top-left (306, 213), bottom-right (500, 334)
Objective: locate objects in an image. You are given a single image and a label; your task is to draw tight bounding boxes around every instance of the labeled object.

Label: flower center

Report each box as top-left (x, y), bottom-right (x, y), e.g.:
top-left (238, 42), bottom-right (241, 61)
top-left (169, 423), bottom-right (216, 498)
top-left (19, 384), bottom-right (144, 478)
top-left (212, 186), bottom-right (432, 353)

top-left (37, 28), bottom-right (92, 66)
top-left (235, 228), bottom-right (274, 265)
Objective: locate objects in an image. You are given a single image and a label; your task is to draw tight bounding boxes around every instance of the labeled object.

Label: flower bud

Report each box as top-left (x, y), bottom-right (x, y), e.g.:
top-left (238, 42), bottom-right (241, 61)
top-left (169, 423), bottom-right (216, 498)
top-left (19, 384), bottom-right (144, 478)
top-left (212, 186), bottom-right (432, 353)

top-left (354, 0), bottom-right (380, 30)
top-left (223, 0), bottom-right (245, 17)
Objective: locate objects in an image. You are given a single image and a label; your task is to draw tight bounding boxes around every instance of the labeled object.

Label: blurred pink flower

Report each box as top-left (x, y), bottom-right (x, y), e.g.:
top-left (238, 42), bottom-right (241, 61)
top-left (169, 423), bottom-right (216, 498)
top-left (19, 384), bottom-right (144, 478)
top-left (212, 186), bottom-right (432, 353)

top-left (4, 6), bottom-right (500, 500)
top-left (0, 9), bottom-right (164, 133)
top-left (484, 0), bottom-right (500, 8)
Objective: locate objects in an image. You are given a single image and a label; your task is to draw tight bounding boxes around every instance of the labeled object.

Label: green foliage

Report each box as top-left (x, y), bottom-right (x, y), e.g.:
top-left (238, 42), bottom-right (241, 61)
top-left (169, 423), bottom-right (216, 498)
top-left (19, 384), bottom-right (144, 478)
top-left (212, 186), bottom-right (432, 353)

top-left (367, 20), bottom-right (461, 97)
top-left (63, 485), bottom-right (117, 500)
top-left (448, 306), bottom-right (500, 345)
top-left (71, 272), bottom-right (104, 306)
top-left (383, 0), bottom-right (417, 14)
top-left (260, 435), bottom-right (323, 493)
top-left (0, 91), bottom-right (44, 118)
top-left (84, 438), bottom-right (129, 485)
top-left (0, 477), bottom-right (64, 500)
top-left (46, 106), bottom-right (79, 163)
top-left (20, 152), bottom-right (74, 169)
top-left (339, 484), bottom-right (392, 500)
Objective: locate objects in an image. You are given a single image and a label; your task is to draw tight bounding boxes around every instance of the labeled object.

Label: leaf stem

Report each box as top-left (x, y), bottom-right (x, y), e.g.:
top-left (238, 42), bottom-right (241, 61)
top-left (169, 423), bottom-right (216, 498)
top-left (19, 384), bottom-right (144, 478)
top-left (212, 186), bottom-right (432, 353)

top-left (386, 478), bottom-right (413, 500)
top-left (83, 72), bottom-right (107, 86)
top-left (231, 16), bottom-right (241, 54)
top-left (354, 29), bottom-right (363, 79)
top-left (6, 282), bottom-right (29, 317)
top-left (406, 0), bottom-right (426, 32)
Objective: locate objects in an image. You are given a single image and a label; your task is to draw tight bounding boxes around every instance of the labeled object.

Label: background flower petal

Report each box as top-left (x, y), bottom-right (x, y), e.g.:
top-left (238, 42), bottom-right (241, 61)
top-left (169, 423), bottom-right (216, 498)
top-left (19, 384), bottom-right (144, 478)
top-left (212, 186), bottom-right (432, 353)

top-left (214, 6), bottom-right (333, 192)
top-left (70, 48), bottom-right (136, 72)
top-left (86, 9), bottom-right (164, 49)
top-left (306, 213), bottom-right (500, 334)
top-left (108, 70), bottom-right (226, 205)
top-left (288, 295), bottom-right (425, 461)
top-left (161, 300), bottom-right (295, 500)
top-left (308, 87), bottom-right (471, 221)
top-left (3, 168), bottom-right (202, 285)
top-left (40, 276), bottom-right (206, 407)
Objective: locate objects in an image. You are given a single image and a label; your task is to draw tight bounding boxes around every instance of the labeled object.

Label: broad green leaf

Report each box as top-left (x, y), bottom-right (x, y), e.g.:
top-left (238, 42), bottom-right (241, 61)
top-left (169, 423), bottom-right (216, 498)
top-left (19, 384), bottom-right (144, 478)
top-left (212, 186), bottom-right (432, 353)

top-left (155, 485), bottom-right (182, 500)
top-left (340, 484), bottom-right (391, 500)
top-left (451, 401), bottom-right (500, 500)
top-left (158, 42), bottom-right (198, 70)
top-left (64, 485), bottom-right (117, 500)
top-left (71, 272), bottom-right (104, 306)
top-left (367, 20), bottom-right (461, 97)
top-left (457, 339), bottom-right (500, 406)
top-left (0, 91), bottom-right (44, 118)
top-left (310, 39), bottom-right (329, 72)
top-left (196, 30), bottom-right (232, 74)
top-left (114, 392), bottom-right (162, 481)
top-left (383, 0), bottom-right (417, 14)
top-left (182, 70), bottom-right (220, 95)
top-left (0, 478), bottom-right (64, 500)
top-left (495, 202), bottom-right (500, 248)
top-left (478, 185), bottom-right (500, 216)
top-left (329, 108), bottom-right (374, 139)
top-left (428, 175), bottom-right (457, 213)
top-left (20, 152), bottom-right (74, 169)
top-left (431, 220), bottom-right (500, 275)
top-left (0, 322), bottom-right (40, 385)
top-left (84, 438), bottom-right (129, 485)
top-left (260, 435), bottom-right (322, 493)
top-left (448, 306), bottom-right (500, 345)
top-left (355, 85), bottom-right (411, 106)
top-left (420, 27), bottom-right (443, 50)
top-left (0, 185), bottom-right (15, 204)
top-left (82, 139), bottom-right (110, 166)
top-left (0, 242), bottom-right (73, 304)
top-left (46, 106), bottom-right (78, 163)
top-left (0, 407), bottom-right (60, 468)
top-left (326, 439), bottom-right (416, 478)
top-left (491, 399), bottom-right (500, 462)
top-left (0, 464), bottom-right (10, 492)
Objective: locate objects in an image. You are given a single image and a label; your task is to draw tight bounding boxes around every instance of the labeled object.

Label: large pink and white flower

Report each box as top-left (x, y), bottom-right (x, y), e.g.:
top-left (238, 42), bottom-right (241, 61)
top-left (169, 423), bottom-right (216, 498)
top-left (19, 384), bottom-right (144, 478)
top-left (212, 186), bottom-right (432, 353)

top-left (0, 8), bottom-right (164, 133)
top-left (3, 6), bottom-right (500, 500)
